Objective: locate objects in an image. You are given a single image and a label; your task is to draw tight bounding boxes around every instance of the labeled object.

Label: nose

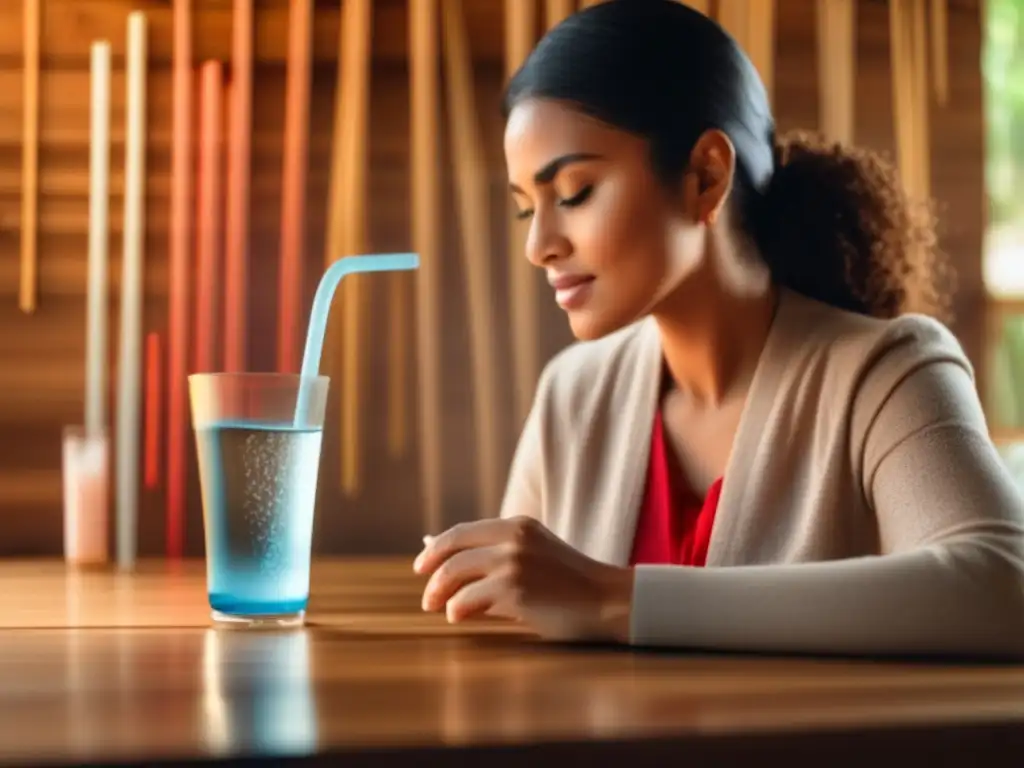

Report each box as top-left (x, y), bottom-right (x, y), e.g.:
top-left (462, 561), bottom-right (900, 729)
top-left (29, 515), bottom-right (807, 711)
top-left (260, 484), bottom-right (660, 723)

top-left (523, 211), bottom-right (571, 268)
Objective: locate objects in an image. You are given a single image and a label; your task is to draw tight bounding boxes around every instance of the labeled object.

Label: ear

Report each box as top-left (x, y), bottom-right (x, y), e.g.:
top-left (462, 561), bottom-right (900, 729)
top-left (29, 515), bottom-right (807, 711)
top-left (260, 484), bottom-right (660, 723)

top-left (688, 129), bottom-right (736, 226)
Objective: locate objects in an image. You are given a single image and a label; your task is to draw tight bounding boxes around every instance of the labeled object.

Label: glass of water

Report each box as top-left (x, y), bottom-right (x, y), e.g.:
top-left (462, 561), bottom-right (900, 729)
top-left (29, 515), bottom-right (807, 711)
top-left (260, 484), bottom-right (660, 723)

top-left (189, 372), bottom-right (330, 628)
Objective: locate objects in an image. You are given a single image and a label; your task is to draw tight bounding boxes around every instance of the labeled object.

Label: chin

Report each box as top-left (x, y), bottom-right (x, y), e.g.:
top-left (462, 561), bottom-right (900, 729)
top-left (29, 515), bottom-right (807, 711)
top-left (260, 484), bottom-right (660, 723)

top-left (566, 309), bottom-right (633, 342)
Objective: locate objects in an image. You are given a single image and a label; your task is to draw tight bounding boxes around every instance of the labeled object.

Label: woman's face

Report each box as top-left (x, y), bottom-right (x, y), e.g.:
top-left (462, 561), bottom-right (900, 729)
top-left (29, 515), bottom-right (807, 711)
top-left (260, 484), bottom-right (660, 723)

top-left (504, 98), bottom-right (711, 341)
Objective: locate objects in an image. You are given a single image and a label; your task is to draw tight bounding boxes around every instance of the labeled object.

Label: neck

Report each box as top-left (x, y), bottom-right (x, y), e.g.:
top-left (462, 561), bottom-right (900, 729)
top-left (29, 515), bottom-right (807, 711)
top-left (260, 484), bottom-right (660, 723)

top-left (653, 261), bottom-right (777, 406)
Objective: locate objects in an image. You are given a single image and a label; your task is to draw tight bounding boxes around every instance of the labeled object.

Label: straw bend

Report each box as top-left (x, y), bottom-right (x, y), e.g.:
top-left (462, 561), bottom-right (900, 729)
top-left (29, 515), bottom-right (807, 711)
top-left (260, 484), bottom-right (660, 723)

top-left (293, 253), bottom-right (420, 426)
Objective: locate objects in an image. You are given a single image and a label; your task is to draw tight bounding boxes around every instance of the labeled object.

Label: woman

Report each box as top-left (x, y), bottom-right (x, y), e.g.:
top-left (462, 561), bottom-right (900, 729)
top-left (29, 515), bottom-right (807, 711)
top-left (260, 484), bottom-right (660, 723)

top-left (414, 0), bottom-right (1024, 656)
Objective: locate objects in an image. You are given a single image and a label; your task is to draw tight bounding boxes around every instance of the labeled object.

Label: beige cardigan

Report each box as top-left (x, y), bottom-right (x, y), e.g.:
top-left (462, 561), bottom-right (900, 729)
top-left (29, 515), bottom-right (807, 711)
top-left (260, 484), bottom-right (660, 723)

top-left (500, 288), bottom-right (1024, 657)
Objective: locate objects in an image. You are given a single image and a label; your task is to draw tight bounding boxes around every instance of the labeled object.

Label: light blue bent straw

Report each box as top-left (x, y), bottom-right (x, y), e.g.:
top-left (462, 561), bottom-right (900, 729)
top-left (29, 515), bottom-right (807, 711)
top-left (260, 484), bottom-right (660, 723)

top-left (294, 253), bottom-right (420, 427)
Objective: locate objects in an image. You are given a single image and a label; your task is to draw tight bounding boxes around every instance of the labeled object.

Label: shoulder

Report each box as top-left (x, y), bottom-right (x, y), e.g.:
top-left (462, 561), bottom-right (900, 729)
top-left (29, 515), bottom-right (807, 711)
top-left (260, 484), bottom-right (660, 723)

top-left (836, 310), bottom-right (970, 408)
top-left (779, 290), bottom-right (976, 433)
top-left (782, 289), bottom-right (972, 386)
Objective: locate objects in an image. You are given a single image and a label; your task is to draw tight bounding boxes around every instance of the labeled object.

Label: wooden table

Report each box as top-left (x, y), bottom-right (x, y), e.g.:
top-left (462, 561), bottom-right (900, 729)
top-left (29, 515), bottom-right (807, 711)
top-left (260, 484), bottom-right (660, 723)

top-left (2, 558), bottom-right (1024, 767)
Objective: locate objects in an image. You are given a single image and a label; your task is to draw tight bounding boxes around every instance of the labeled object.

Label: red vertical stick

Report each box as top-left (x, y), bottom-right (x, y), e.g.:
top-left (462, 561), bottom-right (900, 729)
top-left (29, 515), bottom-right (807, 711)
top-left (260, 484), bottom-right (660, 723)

top-left (277, 0), bottom-right (313, 373)
top-left (144, 332), bottom-right (162, 490)
top-left (195, 61), bottom-right (223, 374)
top-left (166, 0), bottom-right (192, 559)
top-left (224, 0), bottom-right (252, 372)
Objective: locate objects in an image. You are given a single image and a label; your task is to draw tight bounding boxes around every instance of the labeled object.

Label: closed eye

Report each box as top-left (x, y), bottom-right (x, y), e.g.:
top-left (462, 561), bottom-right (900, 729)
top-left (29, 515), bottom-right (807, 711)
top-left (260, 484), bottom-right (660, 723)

top-left (514, 185), bottom-right (593, 221)
top-left (558, 185), bottom-right (593, 209)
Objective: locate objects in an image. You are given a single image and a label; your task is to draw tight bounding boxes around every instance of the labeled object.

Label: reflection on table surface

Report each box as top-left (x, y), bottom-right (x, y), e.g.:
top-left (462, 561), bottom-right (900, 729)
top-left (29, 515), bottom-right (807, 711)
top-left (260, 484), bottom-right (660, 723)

top-left (1, 558), bottom-right (1024, 766)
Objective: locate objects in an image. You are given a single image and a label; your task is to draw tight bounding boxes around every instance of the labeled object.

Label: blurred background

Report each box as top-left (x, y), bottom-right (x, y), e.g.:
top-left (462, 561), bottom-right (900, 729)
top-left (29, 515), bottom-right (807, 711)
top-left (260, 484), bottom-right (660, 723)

top-left (0, 0), bottom-right (1022, 559)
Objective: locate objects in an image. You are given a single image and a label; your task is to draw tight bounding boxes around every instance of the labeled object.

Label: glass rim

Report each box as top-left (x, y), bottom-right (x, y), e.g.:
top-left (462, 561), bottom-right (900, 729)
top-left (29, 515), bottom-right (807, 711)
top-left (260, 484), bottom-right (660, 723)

top-left (187, 372), bottom-right (330, 385)
top-left (62, 424), bottom-right (109, 440)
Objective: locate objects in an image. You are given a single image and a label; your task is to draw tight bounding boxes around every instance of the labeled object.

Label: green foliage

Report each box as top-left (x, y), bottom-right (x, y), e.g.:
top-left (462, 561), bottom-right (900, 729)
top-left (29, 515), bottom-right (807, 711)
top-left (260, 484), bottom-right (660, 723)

top-left (983, 1), bottom-right (1024, 432)
top-left (984, 0), bottom-right (1024, 225)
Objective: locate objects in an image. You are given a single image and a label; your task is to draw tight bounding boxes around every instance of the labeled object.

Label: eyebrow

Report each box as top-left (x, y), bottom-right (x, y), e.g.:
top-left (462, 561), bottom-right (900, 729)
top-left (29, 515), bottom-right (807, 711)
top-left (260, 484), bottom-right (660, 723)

top-left (509, 152), bottom-right (604, 194)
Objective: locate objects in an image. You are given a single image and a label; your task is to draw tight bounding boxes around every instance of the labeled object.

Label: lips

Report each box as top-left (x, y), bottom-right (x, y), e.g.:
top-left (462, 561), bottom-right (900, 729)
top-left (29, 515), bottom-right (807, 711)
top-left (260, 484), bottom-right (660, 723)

top-left (548, 273), bottom-right (595, 310)
top-left (549, 274), bottom-right (593, 291)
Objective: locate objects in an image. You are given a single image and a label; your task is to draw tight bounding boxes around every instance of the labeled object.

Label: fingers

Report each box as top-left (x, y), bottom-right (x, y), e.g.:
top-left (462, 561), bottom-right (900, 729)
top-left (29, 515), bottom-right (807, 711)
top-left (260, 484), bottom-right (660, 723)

top-left (444, 572), bottom-right (505, 623)
top-left (415, 516), bottom-right (544, 625)
top-left (413, 518), bottom-right (513, 575)
top-left (421, 545), bottom-right (501, 612)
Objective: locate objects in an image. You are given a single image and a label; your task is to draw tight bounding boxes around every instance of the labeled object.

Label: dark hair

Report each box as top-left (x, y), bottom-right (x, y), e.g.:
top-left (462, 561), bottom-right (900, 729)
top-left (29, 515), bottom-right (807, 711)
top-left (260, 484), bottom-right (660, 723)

top-left (501, 0), bottom-right (952, 320)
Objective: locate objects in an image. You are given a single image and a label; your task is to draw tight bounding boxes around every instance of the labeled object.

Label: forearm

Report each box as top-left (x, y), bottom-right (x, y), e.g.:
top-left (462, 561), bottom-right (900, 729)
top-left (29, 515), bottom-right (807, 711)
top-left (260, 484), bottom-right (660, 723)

top-left (629, 538), bottom-right (1024, 658)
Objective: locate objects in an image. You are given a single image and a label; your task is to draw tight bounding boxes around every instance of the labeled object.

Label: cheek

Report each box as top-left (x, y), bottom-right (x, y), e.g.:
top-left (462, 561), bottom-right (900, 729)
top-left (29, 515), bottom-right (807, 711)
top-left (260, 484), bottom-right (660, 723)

top-left (575, 178), bottom-right (682, 303)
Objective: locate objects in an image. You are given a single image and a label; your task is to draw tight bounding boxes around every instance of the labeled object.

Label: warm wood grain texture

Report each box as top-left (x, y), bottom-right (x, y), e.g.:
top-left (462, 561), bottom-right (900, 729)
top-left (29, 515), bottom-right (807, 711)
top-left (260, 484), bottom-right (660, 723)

top-left (504, 0), bottom-right (540, 428)
top-left (165, 0), bottom-right (192, 559)
top-left (817, 0), bottom-right (856, 144)
top-left (409, 0), bottom-right (444, 536)
top-left (335, 0), bottom-right (373, 498)
top-left (194, 59), bottom-right (223, 374)
top-left (1, 557), bottom-right (1024, 767)
top-left (0, 0), bottom-right (986, 558)
top-left (442, 0), bottom-right (505, 521)
top-left (19, 0), bottom-right (40, 314)
top-left (143, 330), bottom-right (160, 488)
top-left (224, 0), bottom-right (253, 374)
top-left (546, 0), bottom-right (574, 29)
top-left (276, 0), bottom-right (312, 375)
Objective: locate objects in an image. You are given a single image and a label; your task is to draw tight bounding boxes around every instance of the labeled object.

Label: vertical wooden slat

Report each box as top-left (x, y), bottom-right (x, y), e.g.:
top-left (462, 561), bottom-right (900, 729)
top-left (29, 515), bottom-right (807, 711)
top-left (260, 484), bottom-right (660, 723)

top-left (224, 0), bottom-right (252, 373)
top-left (115, 11), bottom-right (148, 571)
top-left (322, 1), bottom-right (347, 421)
top-left (890, 0), bottom-right (913, 195)
top-left (931, 0), bottom-right (948, 106)
top-left (324, 0), bottom-right (373, 495)
top-left (718, 0), bottom-right (775, 100)
top-left (386, 265), bottom-right (410, 455)
top-left (890, 0), bottom-right (932, 313)
top-left (20, 0), bottom-right (40, 314)
top-left (546, 0), bottom-right (574, 28)
top-left (85, 41), bottom-right (111, 441)
top-left (912, 0), bottom-right (931, 199)
top-left (195, 61), bottom-right (223, 374)
top-left (890, 0), bottom-right (930, 203)
top-left (277, 0), bottom-right (313, 374)
top-left (323, 2), bottom-right (346, 271)
top-left (410, 0), bottom-right (444, 534)
top-left (505, 0), bottom-right (540, 428)
top-left (144, 332), bottom-right (162, 491)
top-left (387, 0), bottom-right (413, 459)
top-left (678, 0), bottom-right (709, 15)
top-left (747, 0), bottom-right (775, 102)
top-left (578, 0), bottom-right (604, 8)
top-left (717, 0), bottom-right (749, 48)
top-left (166, 0), bottom-right (192, 559)
top-left (817, 0), bottom-right (856, 144)
top-left (442, 0), bottom-right (504, 519)
top-left (341, 0), bottom-right (372, 493)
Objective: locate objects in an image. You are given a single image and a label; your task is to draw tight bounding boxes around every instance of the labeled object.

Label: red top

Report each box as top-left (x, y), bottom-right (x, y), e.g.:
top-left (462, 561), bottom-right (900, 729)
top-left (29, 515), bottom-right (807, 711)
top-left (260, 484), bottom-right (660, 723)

top-left (629, 409), bottom-right (723, 567)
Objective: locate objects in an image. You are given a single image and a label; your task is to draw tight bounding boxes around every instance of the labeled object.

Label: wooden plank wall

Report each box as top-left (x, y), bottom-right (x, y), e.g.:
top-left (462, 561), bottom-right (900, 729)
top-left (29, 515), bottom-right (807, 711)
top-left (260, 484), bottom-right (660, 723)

top-left (0, 0), bottom-right (984, 557)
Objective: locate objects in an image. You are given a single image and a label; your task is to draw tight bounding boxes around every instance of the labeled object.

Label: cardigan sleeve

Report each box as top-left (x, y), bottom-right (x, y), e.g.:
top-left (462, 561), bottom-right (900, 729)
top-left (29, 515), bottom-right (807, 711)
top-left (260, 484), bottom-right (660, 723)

top-left (629, 356), bottom-right (1024, 658)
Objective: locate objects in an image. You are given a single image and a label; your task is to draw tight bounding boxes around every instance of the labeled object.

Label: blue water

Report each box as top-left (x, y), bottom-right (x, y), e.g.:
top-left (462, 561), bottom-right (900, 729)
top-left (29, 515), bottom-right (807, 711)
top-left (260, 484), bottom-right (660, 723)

top-left (195, 420), bottom-right (323, 616)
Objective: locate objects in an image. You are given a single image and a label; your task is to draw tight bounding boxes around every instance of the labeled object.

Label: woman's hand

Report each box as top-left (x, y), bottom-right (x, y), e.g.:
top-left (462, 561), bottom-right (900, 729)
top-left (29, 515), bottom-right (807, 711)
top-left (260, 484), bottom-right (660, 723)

top-left (413, 515), bottom-right (635, 643)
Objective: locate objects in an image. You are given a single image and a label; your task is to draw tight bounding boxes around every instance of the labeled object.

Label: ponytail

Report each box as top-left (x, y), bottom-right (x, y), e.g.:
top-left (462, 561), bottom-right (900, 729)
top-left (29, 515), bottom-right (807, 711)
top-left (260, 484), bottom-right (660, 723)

top-left (748, 130), bottom-right (954, 321)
